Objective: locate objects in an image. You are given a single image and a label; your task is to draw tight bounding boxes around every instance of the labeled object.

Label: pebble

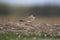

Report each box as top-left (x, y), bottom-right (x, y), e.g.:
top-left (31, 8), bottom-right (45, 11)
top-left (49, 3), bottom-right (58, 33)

top-left (0, 22), bottom-right (60, 36)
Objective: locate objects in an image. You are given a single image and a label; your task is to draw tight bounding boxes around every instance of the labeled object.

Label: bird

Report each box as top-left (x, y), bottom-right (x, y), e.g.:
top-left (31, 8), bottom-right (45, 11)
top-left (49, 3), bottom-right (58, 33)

top-left (19, 15), bottom-right (35, 23)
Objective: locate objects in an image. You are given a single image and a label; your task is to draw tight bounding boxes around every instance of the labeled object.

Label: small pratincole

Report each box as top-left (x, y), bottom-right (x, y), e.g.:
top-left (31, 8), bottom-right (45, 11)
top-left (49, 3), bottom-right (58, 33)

top-left (19, 15), bottom-right (35, 23)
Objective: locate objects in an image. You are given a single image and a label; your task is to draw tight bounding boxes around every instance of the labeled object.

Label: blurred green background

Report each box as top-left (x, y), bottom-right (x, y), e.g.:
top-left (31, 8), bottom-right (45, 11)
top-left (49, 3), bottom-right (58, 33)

top-left (0, 3), bottom-right (60, 18)
top-left (0, 3), bottom-right (60, 24)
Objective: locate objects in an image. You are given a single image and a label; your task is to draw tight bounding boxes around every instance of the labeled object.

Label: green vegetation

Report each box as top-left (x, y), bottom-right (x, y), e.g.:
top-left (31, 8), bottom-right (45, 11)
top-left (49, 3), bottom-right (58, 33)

top-left (0, 33), bottom-right (60, 40)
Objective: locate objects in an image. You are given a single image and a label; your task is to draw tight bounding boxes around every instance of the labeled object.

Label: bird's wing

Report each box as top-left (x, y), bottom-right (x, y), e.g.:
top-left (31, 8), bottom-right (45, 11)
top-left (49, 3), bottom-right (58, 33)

top-left (25, 15), bottom-right (35, 22)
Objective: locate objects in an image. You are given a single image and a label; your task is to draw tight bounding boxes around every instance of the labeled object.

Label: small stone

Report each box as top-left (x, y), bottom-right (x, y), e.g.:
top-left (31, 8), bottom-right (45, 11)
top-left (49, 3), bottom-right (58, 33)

top-left (11, 28), bottom-right (15, 30)
top-left (16, 33), bottom-right (19, 35)
top-left (0, 27), bottom-right (3, 29)
top-left (54, 24), bottom-right (59, 25)
top-left (15, 23), bottom-right (20, 26)
top-left (57, 32), bottom-right (60, 36)
top-left (49, 29), bottom-right (53, 31)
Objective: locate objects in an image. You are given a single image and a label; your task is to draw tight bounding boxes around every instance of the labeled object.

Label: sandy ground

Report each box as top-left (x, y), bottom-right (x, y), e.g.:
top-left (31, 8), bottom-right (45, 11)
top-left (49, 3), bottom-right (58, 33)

top-left (0, 17), bottom-right (60, 24)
